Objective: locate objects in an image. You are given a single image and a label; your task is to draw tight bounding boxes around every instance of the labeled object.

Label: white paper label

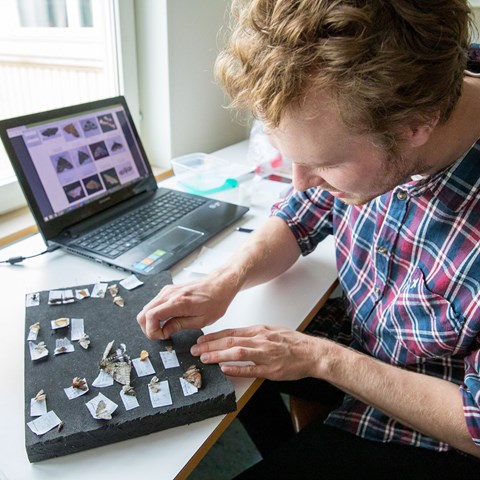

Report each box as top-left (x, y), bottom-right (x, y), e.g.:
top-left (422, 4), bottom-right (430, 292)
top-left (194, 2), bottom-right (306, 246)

top-left (63, 289), bottom-right (75, 303)
top-left (92, 370), bottom-right (114, 388)
top-left (48, 290), bottom-right (75, 305)
top-left (27, 411), bottom-right (61, 435)
top-left (132, 357), bottom-right (156, 377)
top-left (148, 380), bottom-right (173, 408)
top-left (179, 377), bottom-right (198, 396)
top-left (48, 290), bottom-right (63, 305)
top-left (64, 383), bottom-right (89, 400)
top-left (85, 393), bottom-right (118, 419)
top-left (91, 283), bottom-right (108, 298)
top-left (30, 398), bottom-right (47, 417)
top-left (54, 337), bottom-right (75, 355)
top-left (27, 325), bottom-right (39, 341)
top-left (70, 318), bottom-right (85, 341)
top-left (26, 292), bottom-right (40, 307)
top-left (75, 288), bottom-right (90, 300)
top-left (120, 389), bottom-right (140, 411)
top-left (119, 274), bottom-right (144, 291)
top-left (28, 341), bottom-right (49, 361)
top-left (160, 350), bottom-right (180, 369)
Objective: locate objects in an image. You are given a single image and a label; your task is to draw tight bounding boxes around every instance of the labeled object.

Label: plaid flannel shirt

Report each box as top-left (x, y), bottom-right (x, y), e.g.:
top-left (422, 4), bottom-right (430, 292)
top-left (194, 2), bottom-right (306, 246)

top-left (272, 140), bottom-right (480, 452)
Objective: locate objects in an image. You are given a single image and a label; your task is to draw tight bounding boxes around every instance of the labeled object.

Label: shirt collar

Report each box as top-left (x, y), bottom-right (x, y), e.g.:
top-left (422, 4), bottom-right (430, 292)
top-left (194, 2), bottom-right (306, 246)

top-left (400, 140), bottom-right (480, 212)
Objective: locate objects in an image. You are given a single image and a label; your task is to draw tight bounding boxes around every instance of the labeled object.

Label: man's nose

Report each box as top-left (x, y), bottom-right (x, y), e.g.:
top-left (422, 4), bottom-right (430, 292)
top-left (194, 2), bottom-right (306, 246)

top-left (292, 164), bottom-right (323, 192)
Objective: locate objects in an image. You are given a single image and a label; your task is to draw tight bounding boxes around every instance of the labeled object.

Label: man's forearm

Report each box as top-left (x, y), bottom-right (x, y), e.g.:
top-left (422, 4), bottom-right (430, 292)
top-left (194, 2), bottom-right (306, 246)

top-left (215, 216), bottom-right (302, 291)
top-left (317, 340), bottom-right (479, 457)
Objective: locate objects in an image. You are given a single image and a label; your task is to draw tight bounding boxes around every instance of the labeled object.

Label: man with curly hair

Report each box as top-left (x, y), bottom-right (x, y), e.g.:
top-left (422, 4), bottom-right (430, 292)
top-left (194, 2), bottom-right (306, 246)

top-left (138, 1), bottom-right (480, 476)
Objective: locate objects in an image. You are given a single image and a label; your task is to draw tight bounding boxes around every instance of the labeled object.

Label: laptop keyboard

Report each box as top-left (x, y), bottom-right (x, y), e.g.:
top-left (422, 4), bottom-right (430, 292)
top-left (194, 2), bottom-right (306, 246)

top-left (72, 191), bottom-right (207, 258)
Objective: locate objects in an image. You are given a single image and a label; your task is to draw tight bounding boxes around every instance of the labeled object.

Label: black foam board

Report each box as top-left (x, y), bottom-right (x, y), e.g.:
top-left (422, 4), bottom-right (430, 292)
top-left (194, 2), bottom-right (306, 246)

top-left (24, 272), bottom-right (236, 462)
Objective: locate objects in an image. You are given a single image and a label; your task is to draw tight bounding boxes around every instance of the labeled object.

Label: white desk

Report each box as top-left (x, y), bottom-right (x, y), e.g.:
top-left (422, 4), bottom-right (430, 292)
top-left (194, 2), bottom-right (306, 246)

top-left (0, 142), bottom-right (337, 480)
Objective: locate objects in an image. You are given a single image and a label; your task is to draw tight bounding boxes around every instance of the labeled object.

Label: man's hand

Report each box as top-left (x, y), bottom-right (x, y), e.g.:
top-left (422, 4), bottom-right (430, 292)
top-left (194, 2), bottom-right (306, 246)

top-left (136, 217), bottom-right (302, 341)
top-left (190, 325), bottom-right (326, 380)
top-left (136, 274), bottom-right (239, 340)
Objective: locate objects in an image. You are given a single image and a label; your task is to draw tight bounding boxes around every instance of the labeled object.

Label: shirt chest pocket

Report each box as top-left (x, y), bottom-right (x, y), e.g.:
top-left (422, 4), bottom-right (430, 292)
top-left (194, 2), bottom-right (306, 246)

top-left (385, 267), bottom-right (464, 360)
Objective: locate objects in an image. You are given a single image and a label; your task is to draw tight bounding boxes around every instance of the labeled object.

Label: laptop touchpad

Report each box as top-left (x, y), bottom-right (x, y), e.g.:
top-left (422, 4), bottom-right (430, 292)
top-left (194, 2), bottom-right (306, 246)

top-left (151, 226), bottom-right (204, 252)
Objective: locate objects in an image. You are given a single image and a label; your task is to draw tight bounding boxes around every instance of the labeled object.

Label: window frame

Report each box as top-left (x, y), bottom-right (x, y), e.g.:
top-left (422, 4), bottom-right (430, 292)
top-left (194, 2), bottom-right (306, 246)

top-left (0, 0), bottom-right (139, 215)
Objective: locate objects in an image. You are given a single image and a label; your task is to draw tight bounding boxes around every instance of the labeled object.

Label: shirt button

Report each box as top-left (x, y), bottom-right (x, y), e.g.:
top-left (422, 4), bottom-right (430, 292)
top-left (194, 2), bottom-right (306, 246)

top-left (377, 246), bottom-right (388, 254)
top-left (375, 287), bottom-right (381, 295)
top-left (396, 190), bottom-right (407, 200)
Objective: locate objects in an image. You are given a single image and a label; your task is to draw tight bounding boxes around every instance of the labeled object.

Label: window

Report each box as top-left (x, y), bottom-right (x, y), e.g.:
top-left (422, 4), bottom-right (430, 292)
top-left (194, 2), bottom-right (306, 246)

top-left (16, 0), bottom-right (93, 28)
top-left (0, 0), bottom-right (137, 214)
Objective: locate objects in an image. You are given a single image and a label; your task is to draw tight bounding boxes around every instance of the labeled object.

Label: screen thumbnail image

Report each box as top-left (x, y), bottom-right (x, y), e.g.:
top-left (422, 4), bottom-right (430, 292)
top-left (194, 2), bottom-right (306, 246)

top-left (62, 122), bottom-right (82, 142)
top-left (97, 113), bottom-right (117, 133)
top-left (89, 140), bottom-right (109, 161)
top-left (39, 126), bottom-right (61, 141)
top-left (116, 163), bottom-right (136, 182)
top-left (74, 146), bottom-right (93, 168)
top-left (50, 151), bottom-right (77, 186)
top-left (63, 181), bottom-right (86, 204)
top-left (105, 136), bottom-right (125, 155)
top-left (82, 173), bottom-right (104, 196)
top-left (100, 168), bottom-right (120, 190)
top-left (80, 117), bottom-right (100, 138)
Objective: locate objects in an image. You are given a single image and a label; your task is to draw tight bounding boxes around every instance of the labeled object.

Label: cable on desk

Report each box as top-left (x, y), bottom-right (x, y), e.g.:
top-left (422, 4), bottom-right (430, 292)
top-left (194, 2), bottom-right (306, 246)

top-left (0, 245), bottom-right (60, 265)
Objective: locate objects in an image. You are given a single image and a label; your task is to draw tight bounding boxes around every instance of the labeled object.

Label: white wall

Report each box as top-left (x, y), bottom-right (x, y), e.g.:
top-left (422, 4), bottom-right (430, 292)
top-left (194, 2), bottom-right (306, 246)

top-left (473, 7), bottom-right (480, 42)
top-left (134, 0), bottom-right (248, 169)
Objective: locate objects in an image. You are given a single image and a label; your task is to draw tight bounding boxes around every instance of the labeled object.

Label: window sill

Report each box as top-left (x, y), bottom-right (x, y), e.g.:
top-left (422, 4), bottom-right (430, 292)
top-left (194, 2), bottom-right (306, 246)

top-left (0, 205), bottom-right (37, 247)
top-left (0, 168), bottom-right (172, 248)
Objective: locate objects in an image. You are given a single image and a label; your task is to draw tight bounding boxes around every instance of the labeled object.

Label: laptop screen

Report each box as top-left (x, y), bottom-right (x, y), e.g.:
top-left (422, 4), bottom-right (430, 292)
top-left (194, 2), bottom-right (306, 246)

top-left (5, 102), bottom-right (149, 223)
top-left (0, 96), bottom-right (158, 240)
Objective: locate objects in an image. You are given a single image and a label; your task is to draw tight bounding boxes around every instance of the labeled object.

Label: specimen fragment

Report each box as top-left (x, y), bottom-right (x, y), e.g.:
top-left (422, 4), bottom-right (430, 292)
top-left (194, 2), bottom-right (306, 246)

top-left (28, 322), bottom-right (41, 340)
top-left (122, 385), bottom-right (136, 396)
top-left (85, 393), bottom-right (118, 420)
top-left (95, 400), bottom-right (112, 420)
top-left (51, 317), bottom-right (70, 329)
top-left (29, 322), bottom-right (40, 336)
top-left (107, 284), bottom-right (118, 297)
top-left (54, 337), bottom-right (74, 355)
top-left (79, 333), bottom-right (91, 349)
top-left (35, 389), bottom-right (46, 402)
top-left (29, 341), bottom-right (49, 361)
top-left (113, 295), bottom-right (125, 307)
top-left (183, 365), bottom-right (202, 389)
top-left (149, 376), bottom-right (161, 393)
top-left (99, 340), bottom-right (131, 385)
top-left (72, 377), bottom-right (88, 391)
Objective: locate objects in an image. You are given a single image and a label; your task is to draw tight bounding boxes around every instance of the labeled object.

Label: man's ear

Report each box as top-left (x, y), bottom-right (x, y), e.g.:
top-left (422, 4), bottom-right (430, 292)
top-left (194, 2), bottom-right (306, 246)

top-left (407, 114), bottom-right (439, 147)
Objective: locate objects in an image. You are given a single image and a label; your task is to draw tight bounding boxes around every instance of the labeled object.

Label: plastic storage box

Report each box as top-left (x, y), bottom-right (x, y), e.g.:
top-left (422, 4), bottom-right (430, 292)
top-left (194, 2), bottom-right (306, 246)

top-left (171, 152), bottom-right (253, 194)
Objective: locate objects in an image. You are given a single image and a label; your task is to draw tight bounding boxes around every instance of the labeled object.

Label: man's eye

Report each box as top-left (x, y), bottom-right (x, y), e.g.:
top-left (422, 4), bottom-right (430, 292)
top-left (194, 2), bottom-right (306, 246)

top-left (318, 164), bottom-right (336, 171)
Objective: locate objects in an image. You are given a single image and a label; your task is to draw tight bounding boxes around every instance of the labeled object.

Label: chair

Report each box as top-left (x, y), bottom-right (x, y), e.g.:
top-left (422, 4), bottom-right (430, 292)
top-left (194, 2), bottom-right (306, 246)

top-left (289, 396), bottom-right (335, 433)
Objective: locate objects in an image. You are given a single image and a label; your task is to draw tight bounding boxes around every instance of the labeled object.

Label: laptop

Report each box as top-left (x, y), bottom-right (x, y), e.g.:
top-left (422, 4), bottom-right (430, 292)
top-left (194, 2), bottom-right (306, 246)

top-left (0, 96), bottom-right (248, 275)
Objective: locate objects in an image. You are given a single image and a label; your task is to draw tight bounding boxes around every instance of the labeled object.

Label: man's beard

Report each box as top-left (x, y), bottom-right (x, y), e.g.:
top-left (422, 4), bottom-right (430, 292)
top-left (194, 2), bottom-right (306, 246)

top-left (326, 151), bottom-right (430, 206)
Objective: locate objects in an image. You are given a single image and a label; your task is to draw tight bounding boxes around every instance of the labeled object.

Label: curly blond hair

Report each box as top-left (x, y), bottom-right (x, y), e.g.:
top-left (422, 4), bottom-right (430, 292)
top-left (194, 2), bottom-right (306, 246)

top-left (215, 0), bottom-right (473, 151)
